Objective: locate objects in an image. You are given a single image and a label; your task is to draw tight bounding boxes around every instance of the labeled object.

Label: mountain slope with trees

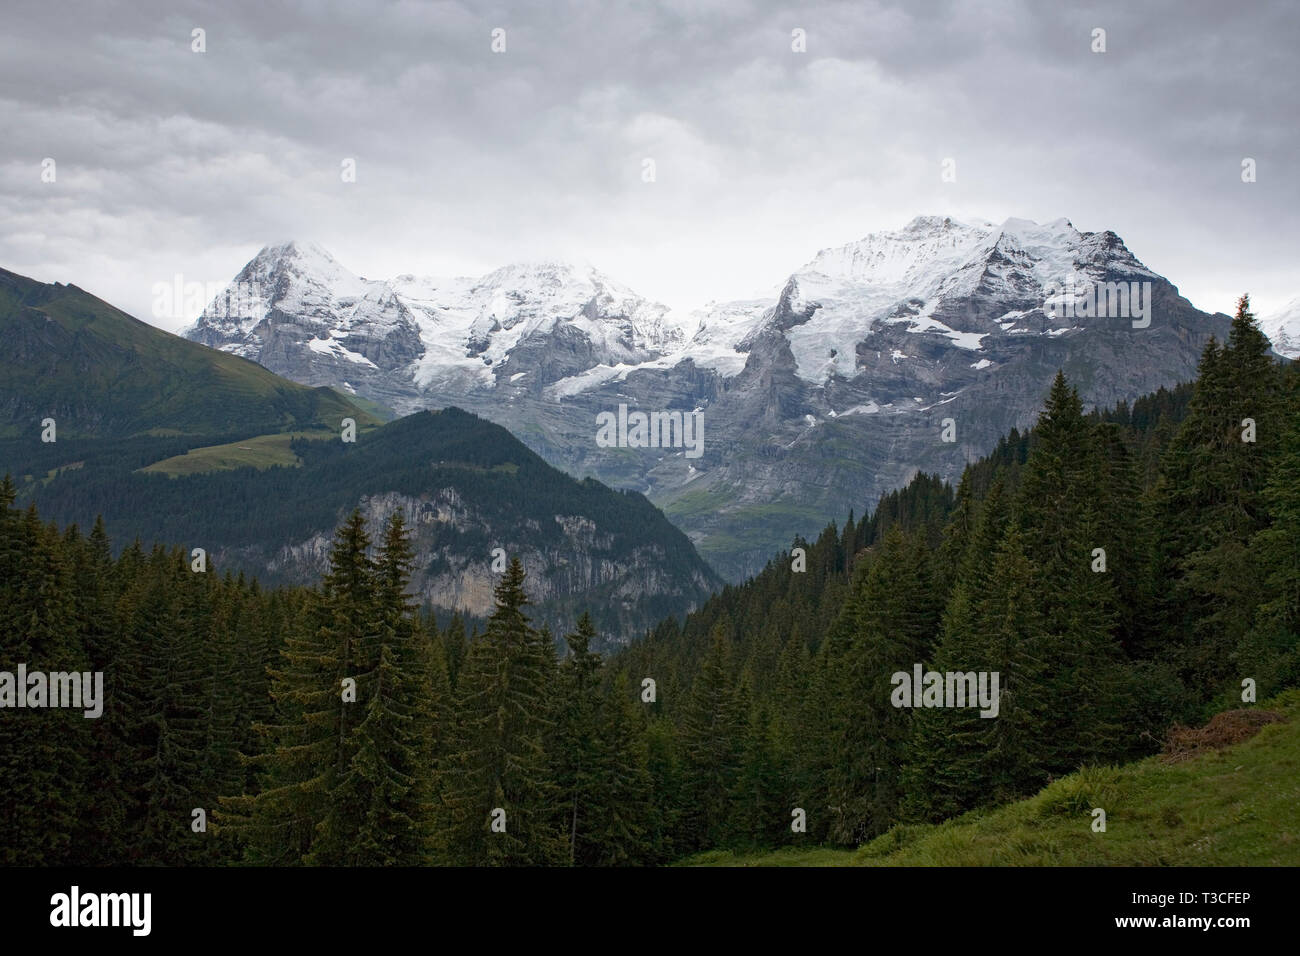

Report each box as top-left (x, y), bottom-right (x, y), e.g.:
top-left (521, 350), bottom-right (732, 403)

top-left (1, 295), bottom-right (1294, 866)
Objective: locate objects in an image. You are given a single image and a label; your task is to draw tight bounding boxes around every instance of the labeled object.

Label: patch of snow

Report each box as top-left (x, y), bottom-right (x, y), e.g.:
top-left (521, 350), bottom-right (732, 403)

top-left (841, 402), bottom-right (880, 416)
top-left (1261, 297), bottom-right (1300, 359)
top-left (306, 335), bottom-right (377, 368)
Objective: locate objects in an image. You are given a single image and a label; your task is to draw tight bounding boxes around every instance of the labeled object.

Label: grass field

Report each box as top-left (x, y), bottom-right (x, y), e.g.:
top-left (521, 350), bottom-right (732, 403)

top-left (138, 430), bottom-right (333, 476)
top-left (685, 691), bottom-right (1300, 867)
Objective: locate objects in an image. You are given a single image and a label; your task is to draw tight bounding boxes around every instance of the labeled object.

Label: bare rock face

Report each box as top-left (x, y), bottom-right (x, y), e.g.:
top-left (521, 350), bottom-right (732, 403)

top-left (187, 219), bottom-right (1234, 581)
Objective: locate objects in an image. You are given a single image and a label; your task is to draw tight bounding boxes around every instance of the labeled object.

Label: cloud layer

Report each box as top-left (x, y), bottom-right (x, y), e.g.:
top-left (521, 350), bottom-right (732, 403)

top-left (2, 0), bottom-right (1295, 330)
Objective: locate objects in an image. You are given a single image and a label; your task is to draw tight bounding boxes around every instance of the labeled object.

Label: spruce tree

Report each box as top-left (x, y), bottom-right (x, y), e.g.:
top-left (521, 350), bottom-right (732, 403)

top-left (443, 558), bottom-right (562, 865)
top-left (1153, 296), bottom-right (1283, 694)
top-left (554, 612), bottom-right (603, 864)
top-left (223, 511), bottom-right (375, 864)
top-left (679, 626), bottom-right (744, 850)
top-left (825, 527), bottom-right (939, 844)
top-left (311, 511), bottom-right (436, 865)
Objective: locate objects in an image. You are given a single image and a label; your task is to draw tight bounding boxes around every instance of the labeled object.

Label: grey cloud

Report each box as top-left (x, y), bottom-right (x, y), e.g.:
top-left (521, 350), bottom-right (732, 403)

top-left (1, 0), bottom-right (1295, 330)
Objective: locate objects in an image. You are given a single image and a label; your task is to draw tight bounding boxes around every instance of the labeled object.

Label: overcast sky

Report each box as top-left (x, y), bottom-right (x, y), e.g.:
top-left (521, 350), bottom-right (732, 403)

top-left (2, 0), bottom-right (1296, 332)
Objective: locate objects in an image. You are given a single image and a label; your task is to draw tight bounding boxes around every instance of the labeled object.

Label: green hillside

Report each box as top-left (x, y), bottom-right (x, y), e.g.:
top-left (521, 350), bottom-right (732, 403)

top-left (687, 691), bottom-right (1300, 866)
top-left (139, 429), bottom-right (333, 475)
top-left (0, 266), bottom-right (377, 438)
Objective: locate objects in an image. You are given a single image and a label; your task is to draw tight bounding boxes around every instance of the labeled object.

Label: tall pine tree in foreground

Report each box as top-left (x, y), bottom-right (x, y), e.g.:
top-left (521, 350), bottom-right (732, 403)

top-left (1153, 295), bottom-right (1283, 696)
top-left (225, 511), bottom-right (375, 864)
top-left (825, 526), bottom-right (939, 844)
top-left (443, 557), bottom-right (563, 865)
top-left (310, 511), bottom-right (438, 865)
top-left (679, 626), bottom-right (744, 850)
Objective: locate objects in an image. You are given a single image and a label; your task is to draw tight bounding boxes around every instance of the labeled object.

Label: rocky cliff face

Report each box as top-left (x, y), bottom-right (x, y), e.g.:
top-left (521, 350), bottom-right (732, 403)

top-left (187, 218), bottom-right (1234, 580)
top-left (218, 489), bottom-right (710, 642)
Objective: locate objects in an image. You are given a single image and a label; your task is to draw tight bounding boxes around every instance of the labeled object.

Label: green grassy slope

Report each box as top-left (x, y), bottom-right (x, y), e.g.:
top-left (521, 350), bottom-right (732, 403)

top-left (0, 266), bottom-right (378, 438)
top-left (686, 691), bottom-right (1300, 867)
top-left (138, 429), bottom-right (335, 475)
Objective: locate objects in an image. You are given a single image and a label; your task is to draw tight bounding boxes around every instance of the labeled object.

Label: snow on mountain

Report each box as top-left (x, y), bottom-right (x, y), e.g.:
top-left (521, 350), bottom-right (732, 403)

top-left (182, 217), bottom-right (1228, 582)
top-left (186, 217), bottom-right (1167, 401)
top-left (1261, 297), bottom-right (1300, 359)
top-left (771, 215), bottom-right (1158, 383)
top-left (188, 248), bottom-right (687, 398)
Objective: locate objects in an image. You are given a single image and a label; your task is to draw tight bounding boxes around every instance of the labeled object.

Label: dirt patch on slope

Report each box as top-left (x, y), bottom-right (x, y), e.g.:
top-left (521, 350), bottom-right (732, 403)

top-left (1161, 709), bottom-right (1286, 763)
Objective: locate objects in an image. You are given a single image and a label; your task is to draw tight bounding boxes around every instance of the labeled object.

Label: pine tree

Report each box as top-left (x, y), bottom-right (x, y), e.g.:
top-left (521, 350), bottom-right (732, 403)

top-left (70, 516), bottom-right (130, 864)
top-left (1153, 296), bottom-right (1284, 695)
top-left (311, 511), bottom-right (436, 865)
top-left (0, 502), bottom-right (91, 863)
top-left (912, 528), bottom-right (1056, 813)
top-left (443, 558), bottom-right (563, 865)
top-left (678, 626), bottom-right (744, 850)
top-left (825, 527), bottom-right (939, 844)
top-left (442, 612), bottom-right (468, 690)
top-left (223, 510), bottom-right (375, 864)
top-left (734, 697), bottom-right (784, 846)
top-left (554, 612), bottom-right (603, 864)
top-left (584, 672), bottom-right (654, 864)
top-left (1241, 369), bottom-right (1300, 694)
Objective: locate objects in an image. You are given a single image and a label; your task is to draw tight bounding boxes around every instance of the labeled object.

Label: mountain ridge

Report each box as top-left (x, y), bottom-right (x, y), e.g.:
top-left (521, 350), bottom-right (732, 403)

top-left (185, 216), bottom-right (1235, 579)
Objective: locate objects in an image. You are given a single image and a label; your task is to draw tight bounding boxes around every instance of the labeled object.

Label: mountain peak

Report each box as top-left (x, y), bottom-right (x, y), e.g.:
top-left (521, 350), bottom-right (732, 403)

top-left (251, 239), bottom-right (342, 271)
top-left (901, 214), bottom-right (962, 234)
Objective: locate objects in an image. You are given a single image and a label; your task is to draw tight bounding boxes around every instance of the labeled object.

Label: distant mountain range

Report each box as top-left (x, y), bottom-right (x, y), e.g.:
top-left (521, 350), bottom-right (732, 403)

top-left (0, 267), bottom-right (720, 643)
top-left (186, 216), bottom-right (1241, 579)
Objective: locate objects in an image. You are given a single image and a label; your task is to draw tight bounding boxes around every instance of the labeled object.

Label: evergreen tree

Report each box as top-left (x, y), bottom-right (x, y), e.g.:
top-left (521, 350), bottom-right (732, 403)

top-left (310, 511), bottom-right (436, 865)
top-left (1241, 369), bottom-right (1300, 694)
top-left (825, 527), bottom-right (939, 844)
top-left (554, 612), bottom-right (603, 864)
top-left (679, 626), bottom-right (744, 850)
top-left (443, 558), bottom-right (563, 865)
top-left (223, 511), bottom-right (375, 864)
top-left (1153, 296), bottom-right (1284, 694)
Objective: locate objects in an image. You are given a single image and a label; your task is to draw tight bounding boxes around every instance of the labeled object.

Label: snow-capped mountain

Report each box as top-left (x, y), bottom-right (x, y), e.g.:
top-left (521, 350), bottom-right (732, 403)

top-left (188, 242), bottom-right (685, 406)
top-left (1261, 297), bottom-right (1300, 359)
top-left (186, 217), bottom-right (1231, 580)
top-left (758, 215), bottom-right (1158, 382)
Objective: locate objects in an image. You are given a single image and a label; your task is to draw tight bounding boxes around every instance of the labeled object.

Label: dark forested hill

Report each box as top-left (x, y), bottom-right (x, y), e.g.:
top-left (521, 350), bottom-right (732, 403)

top-left (9, 407), bottom-right (721, 643)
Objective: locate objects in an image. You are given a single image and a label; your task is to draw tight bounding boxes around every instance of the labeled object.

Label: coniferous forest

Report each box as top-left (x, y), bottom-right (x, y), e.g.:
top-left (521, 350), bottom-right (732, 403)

top-left (2, 297), bottom-right (1297, 866)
